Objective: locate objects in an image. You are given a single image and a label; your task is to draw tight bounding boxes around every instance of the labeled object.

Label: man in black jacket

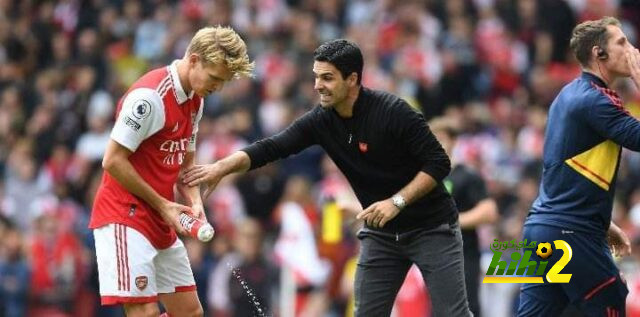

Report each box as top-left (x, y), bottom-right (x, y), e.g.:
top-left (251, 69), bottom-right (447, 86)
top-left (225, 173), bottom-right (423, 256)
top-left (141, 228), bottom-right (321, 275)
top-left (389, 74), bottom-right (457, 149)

top-left (183, 39), bottom-right (471, 316)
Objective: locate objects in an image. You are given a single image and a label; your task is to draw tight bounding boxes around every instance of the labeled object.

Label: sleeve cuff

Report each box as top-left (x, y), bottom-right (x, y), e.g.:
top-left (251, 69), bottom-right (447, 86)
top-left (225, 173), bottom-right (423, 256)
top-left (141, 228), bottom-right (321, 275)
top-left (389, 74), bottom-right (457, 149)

top-left (110, 133), bottom-right (139, 152)
top-left (239, 146), bottom-right (260, 170)
top-left (421, 164), bottom-right (449, 183)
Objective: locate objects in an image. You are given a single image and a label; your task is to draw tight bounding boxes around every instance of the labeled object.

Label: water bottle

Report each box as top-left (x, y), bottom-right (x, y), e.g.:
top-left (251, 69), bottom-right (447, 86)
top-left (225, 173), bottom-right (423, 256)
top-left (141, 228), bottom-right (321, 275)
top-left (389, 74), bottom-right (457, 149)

top-left (179, 213), bottom-right (215, 242)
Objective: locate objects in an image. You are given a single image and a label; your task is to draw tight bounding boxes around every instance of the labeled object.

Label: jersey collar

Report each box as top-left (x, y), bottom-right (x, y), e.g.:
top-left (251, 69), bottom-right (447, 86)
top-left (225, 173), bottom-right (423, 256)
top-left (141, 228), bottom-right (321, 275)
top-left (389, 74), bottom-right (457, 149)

top-left (581, 71), bottom-right (608, 88)
top-left (169, 60), bottom-right (195, 104)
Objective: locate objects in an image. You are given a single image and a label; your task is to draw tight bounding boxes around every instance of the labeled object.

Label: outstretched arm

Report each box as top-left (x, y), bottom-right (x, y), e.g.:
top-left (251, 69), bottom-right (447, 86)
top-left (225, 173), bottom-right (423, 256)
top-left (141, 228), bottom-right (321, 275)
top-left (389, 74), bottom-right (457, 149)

top-left (184, 109), bottom-right (318, 197)
top-left (183, 151), bottom-right (251, 198)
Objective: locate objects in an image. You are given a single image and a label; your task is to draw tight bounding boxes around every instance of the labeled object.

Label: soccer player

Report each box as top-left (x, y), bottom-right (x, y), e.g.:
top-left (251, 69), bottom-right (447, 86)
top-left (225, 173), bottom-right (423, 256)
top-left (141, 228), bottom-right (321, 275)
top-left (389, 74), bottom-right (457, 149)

top-left (517, 17), bottom-right (639, 316)
top-left (89, 26), bottom-right (253, 316)
top-left (184, 39), bottom-right (471, 316)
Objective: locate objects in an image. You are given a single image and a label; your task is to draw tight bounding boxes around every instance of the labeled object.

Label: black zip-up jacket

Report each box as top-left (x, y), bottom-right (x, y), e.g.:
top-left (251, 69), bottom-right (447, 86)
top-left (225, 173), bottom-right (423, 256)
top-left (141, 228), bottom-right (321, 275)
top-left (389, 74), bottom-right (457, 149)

top-left (242, 87), bottom-right (457, 233)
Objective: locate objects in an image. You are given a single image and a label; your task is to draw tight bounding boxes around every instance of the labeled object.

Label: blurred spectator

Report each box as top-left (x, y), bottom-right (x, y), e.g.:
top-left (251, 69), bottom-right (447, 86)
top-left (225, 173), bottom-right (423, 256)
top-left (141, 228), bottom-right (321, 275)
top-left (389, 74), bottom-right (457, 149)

top-left (0, 225), bottom-right (30, 317)
top-left (133, 3), bottom-right (171, 62)
top-left (208, 218), bottom-right (278, 317)
top-left (627, 235), bottom-right (640, 316)
top-left (203, 174), bottom-right (248, 239)
top-left (431, 118), bottom-right (499, 317)
top-left (274, 175), bottom-right (330, 317)
top-left (3, 138), bottom-right (53, 231)
top-left (29, 211), bottom-right (85, 317)
top-left (393, 265), bottom-right (431, 317)
top-left (184, 237), bottom-right (216, 317)
top-left (236, 164), bottom-right (286, 223)
top-left (75, 90), bottom-right (113, 162)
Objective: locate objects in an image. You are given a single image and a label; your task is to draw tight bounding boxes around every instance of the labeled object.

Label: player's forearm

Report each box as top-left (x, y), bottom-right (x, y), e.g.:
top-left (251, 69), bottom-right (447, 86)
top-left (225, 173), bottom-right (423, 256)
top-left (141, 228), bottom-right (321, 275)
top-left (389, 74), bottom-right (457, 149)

top-left (179, 152), bottom-right (203, 206)
top-left (179, 181), bottom-right (203, 206)
top-left (103, 157), bottom-right (168, 212)
top-left (458, 198), bottom-right (498, 229)
top-left (395, 171), bottom-right (438, 205)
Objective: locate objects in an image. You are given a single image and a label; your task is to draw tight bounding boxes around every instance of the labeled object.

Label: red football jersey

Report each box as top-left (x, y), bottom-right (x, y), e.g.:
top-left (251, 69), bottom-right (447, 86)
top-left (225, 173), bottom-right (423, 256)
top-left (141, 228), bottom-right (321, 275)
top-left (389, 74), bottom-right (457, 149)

top-left (90, 61), bottom-right (204, 249)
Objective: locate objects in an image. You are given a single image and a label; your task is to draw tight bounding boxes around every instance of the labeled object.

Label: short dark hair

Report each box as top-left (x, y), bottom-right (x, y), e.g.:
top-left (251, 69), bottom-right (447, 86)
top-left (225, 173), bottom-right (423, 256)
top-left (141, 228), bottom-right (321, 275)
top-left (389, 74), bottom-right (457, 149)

top-left (313, 39), bottom-right (364, 85)
top-left (569, 16), bottom-right (621, 67)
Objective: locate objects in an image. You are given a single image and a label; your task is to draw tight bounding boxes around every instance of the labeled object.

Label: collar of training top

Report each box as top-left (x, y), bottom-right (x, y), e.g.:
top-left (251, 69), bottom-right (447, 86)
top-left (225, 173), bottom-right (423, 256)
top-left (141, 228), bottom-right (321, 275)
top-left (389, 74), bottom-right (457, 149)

top-left (581, 71), bottom-right (608, 88)
top-left (352, 86), bottom-right (365, 116)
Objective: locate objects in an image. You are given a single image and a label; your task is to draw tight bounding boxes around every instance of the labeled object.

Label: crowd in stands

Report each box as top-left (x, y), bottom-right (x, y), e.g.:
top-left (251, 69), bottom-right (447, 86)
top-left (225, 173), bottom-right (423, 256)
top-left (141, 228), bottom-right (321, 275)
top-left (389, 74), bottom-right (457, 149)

top-left (1, 0), bottom-right (640, 316)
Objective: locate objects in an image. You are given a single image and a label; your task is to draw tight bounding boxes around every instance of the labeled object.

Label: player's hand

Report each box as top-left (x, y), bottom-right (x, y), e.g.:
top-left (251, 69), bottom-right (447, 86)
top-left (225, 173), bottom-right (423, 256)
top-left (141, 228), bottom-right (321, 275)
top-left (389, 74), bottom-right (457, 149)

top-left (625, 47), bottom-right (640, 89)
top-left (607, 225), bottom-right (631, 257)
top-left (191, 203), bottom-right (207, 222)
top-left (159, 201), bottom-right (192, 236)
top-left (183, 163), bottom-right (223, 199)
top-left (356, 199), bottom-right (401, 228)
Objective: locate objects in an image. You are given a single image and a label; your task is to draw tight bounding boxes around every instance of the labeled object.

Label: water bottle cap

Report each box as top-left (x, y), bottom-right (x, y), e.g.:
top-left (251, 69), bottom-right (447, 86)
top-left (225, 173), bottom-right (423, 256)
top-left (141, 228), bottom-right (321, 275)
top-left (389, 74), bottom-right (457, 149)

top-left (197, 223), bottom-right (215, 242)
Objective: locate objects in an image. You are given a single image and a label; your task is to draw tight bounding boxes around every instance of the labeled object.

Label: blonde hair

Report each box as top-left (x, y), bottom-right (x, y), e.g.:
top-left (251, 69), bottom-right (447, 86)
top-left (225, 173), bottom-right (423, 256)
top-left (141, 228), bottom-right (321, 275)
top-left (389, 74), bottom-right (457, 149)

top-left (186, 26), bottom-right (254, 78)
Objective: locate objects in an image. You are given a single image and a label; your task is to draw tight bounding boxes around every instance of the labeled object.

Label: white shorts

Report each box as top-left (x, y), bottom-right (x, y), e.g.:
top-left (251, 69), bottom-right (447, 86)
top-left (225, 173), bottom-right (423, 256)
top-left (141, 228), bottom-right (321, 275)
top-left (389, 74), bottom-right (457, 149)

top-left (94, 223), bottom-right (196, 305)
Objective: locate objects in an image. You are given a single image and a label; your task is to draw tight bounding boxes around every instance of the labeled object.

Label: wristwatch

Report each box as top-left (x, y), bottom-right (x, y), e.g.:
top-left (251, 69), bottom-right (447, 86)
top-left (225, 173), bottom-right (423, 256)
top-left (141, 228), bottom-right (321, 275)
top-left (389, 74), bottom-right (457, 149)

top-left (391, 194), bottom-right (406, 210)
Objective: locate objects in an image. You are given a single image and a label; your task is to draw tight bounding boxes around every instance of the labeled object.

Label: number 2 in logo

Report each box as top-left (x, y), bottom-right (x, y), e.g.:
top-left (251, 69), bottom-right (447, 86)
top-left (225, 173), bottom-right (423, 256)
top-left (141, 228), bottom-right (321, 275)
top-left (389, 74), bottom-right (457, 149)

top-left (546, 240), bottom-right (572, 283)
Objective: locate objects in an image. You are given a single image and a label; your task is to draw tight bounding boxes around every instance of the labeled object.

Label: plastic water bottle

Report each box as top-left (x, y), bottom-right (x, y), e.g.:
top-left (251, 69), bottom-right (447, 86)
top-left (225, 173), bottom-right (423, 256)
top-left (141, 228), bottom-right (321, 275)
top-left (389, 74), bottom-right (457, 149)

top-left (179, 213), bottom-right (215, 242)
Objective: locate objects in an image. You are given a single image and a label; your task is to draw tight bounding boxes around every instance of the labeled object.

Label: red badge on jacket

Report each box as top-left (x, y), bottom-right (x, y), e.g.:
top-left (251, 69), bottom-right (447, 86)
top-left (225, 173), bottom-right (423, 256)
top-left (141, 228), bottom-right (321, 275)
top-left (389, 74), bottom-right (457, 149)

top-left (359, 142), bottom-right (368, 153)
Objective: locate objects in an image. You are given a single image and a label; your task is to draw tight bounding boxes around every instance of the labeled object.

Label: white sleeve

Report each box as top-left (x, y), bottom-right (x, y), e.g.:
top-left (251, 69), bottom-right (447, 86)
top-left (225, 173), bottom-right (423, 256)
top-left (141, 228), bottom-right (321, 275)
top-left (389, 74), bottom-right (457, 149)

top-left (188, 99), bottom-right (204, 152)
top-left (110, 88), bottom-right (165, 152)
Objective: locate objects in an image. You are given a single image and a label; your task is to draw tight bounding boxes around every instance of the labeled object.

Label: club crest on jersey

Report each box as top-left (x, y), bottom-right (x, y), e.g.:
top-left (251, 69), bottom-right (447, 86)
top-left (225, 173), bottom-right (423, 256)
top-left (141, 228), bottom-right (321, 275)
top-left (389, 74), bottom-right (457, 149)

top-left (132, 100), bottom-right (152, 120)
top-left (359, 142), bottom-right (368, 153)
top-left (135, 276), bottom-right (148, 290)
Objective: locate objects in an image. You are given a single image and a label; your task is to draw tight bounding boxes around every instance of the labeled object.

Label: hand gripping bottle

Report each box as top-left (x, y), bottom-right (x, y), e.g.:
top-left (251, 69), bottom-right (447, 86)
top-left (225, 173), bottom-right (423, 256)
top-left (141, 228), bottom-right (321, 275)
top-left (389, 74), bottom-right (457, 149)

top-left (179, 213), bottom-right (215, 242)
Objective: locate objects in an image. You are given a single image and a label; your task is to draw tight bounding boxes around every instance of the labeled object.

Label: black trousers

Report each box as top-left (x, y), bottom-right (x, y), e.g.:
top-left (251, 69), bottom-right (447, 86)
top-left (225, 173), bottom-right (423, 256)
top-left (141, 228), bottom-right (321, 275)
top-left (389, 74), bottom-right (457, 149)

top-left (354, 222), bottom-right (472, 317)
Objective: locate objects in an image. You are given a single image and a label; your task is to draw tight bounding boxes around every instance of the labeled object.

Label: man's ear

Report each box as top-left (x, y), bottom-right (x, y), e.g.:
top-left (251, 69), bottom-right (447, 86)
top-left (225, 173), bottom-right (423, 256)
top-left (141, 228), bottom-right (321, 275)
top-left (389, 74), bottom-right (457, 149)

top-left (349, 72), bottom-right (358, 87)
top-left (187, 53), bottom-right (200, 67)
top-left (592, 46), bottom-right (607, 61)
